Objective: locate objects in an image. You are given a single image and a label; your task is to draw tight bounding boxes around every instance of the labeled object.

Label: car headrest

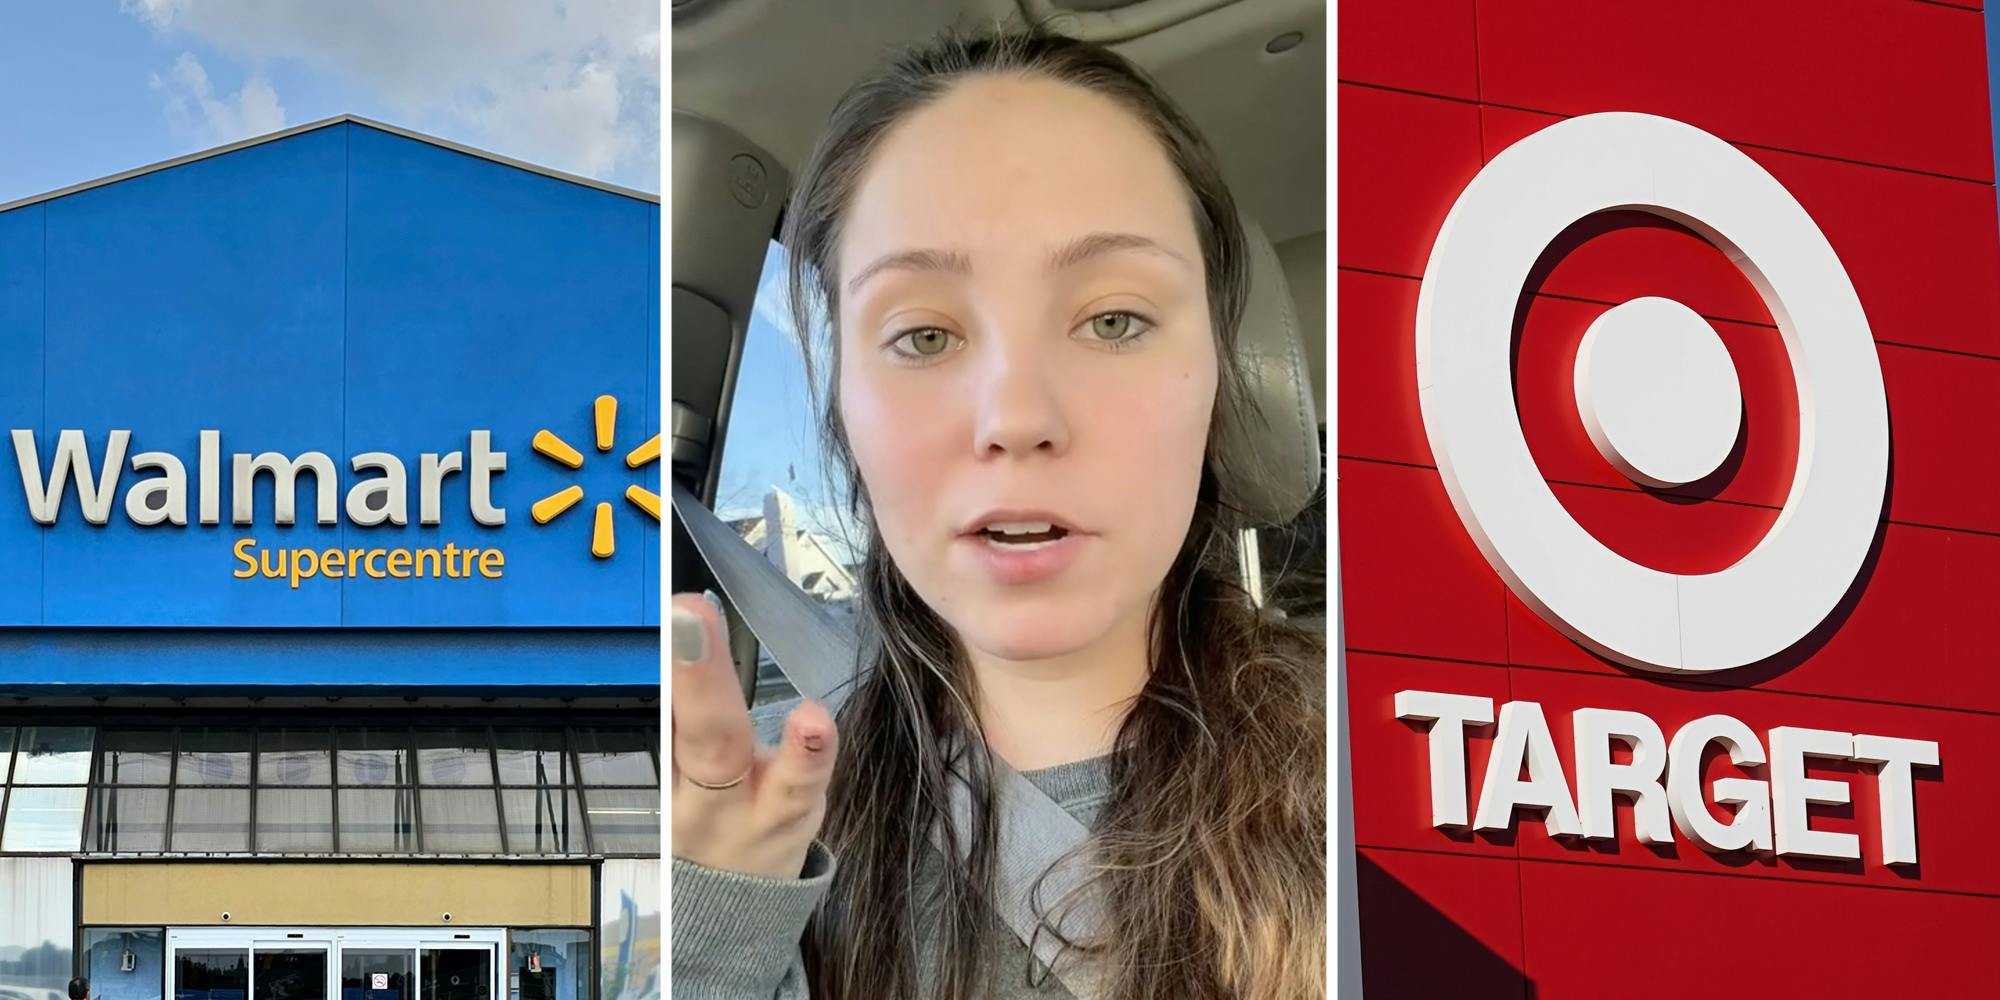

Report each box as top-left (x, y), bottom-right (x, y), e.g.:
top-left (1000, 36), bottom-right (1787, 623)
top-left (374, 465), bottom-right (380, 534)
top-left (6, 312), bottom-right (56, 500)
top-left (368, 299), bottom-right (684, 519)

top-left (1212, 214), bottom-right (1322, 527)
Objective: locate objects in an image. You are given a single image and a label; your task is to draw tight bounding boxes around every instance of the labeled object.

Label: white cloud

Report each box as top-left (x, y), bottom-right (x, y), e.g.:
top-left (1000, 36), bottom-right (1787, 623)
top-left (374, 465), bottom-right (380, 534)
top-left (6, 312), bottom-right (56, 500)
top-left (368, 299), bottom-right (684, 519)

top-left (123, 0), bottom-right (659, 190)
top-left (151, 52), bottom-right (286, 146)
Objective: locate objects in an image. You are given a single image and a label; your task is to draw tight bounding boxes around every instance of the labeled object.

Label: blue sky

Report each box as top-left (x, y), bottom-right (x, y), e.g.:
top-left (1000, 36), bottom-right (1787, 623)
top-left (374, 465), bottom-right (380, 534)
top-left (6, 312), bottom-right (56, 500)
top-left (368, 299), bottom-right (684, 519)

top-left (713, 246), bottom-right (862, 560)
top-left (0, 1), bottom-right (659, 206)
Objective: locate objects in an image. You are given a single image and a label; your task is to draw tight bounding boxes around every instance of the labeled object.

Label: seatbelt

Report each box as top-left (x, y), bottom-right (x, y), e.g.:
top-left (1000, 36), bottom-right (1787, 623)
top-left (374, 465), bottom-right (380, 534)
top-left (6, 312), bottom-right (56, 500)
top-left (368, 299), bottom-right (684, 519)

top-left (670, 481), bottom-right (1104, 998)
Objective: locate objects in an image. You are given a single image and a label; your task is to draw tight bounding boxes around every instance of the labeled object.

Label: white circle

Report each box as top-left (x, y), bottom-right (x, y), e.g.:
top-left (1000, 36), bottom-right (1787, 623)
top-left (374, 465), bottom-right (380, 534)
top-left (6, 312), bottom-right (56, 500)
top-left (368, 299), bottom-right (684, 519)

top-left (1415, 112), bottom-right (1888, 673)
top-left (1574, 296), bottom-right (1743, 488)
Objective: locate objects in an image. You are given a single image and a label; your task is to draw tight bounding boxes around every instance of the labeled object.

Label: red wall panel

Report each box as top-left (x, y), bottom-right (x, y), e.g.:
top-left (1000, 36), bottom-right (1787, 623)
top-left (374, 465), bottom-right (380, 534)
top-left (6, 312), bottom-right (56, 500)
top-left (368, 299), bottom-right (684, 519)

top-left (1337, 458), bottom-right (1507, 665)
top-left (1357, 848), bottom-right (1528, 999)
top-left (1335, 268), bottom-right (1428, 467)
top-left (1347, 651), bottom-right (1516, 859)
top-left (1335, 84), bottom-right (1481, 277)
top-left (1475, 0), bottom-right (1994, 181)
top-left (1517, 862), bottom-right (2000, 999)
top-left (1334, 0), bottom-right (1477, 100)
top-left (1342, 0), bottom-right (2000, 992)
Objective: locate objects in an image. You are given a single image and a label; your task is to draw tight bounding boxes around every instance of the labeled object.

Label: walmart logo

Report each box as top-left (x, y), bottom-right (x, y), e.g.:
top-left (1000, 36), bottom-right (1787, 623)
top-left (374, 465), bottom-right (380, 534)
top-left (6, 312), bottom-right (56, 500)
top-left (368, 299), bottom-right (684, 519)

top-left (529, 394), bottom-right (661, 559)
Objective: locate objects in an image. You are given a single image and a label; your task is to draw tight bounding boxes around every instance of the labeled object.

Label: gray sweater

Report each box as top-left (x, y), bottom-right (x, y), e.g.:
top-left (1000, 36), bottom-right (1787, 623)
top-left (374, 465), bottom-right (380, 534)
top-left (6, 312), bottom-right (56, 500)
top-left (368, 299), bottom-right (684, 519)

top-left (671, 703), bottom-right (1113, 1000)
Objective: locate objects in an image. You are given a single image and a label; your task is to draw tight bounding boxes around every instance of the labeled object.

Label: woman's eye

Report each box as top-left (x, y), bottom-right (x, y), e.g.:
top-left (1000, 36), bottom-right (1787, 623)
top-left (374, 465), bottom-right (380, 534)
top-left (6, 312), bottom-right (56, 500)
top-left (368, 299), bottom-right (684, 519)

top-left (893, 327), bottom-right (957, 357)
top-left (1080, 310), bottom-right (1153, 345)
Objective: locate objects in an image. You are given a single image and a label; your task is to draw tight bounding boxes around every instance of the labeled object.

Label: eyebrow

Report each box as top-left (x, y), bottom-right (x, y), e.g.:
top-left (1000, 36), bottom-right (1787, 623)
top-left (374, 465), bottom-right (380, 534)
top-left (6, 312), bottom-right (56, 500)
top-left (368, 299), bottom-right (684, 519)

top-left (846, 247), bottom-right (973, 295)
top-left (1045, 231), bottom-right (1191, 272)
top-left (845, 231), bottom-right (1190, 295)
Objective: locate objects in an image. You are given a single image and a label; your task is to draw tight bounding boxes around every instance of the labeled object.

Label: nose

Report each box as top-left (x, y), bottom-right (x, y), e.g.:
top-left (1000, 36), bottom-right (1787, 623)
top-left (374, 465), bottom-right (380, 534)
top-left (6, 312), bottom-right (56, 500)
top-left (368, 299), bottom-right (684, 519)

top-left (970, 339), bottom-right (1071, 460)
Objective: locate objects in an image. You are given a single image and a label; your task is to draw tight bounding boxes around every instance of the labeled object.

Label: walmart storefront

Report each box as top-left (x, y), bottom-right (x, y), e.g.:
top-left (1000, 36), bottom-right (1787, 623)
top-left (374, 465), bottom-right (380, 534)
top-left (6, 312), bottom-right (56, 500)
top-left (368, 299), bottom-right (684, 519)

top-left (0, 118), bottom-right (661, 1000)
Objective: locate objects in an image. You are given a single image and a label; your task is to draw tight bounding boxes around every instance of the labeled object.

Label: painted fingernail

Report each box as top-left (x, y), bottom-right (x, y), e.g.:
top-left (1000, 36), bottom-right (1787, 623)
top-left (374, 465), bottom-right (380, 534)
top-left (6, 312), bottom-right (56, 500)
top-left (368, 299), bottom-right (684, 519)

top-left (702, 590), bottom-right (731, 646)
top-left (672, 606), bottom-right (707, 663)
top-left (801, 733), bottom-right (825, 752)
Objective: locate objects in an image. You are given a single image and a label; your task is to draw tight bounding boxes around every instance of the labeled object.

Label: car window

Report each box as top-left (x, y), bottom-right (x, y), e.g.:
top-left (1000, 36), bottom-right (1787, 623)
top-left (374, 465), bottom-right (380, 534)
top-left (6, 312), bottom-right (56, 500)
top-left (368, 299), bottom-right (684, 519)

top-left (715, 242), bottom-right (861, 707)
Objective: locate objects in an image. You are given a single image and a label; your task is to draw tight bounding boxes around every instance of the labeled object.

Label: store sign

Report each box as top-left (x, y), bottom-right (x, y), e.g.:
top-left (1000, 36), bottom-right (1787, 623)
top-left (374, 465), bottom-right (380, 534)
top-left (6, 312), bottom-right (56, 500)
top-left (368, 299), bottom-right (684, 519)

top-left (1402, 113), bottom-right (1934, 864)
top-left (1414, 112), bottom-right (1889, 674)
top-left (1395, 691), bottom-right (1938, 866)
top-left (9, 394), bottom-right (660, 586)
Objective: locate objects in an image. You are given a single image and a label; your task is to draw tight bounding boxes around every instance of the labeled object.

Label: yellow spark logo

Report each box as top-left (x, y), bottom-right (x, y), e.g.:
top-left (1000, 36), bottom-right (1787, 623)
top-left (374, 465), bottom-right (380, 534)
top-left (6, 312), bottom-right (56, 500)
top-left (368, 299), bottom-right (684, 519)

top-left (530, 395), bottom-right (660, 558)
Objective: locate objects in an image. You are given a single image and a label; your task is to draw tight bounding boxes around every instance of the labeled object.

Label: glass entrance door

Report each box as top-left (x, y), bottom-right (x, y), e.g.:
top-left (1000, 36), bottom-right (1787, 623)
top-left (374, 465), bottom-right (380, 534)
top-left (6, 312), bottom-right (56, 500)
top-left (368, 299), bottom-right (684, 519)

top-left (419, 949), bottom-right (491, 1000)
top-left (251, 947), bottom-right (327, 1000)
top-left (338, 949), bottom-right (412, 1000)
top-left (167, 930), bottom-right (499, 1000)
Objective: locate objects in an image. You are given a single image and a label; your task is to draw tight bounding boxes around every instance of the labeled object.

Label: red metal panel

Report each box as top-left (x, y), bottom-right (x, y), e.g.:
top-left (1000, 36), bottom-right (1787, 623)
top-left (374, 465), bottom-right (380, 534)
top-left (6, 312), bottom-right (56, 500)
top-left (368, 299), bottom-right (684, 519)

top-left (1744, 147), bottom-right (2000, 360)
top-left (1881, 343), bottom-right (2000, 534)
top-left (1335, 0), bottom-right (1478, 100)
top-left (1343, 0), bottom-right (2000, 988)
top-left (1357, 848), bottom-right (1528, 999)
top-left (1476, 0), bottom-right (1994, 181)
top-left (1335, 84), bottom-right (1482, 278)
top-left (1334, 268), bottom-right (1429, 466)
top-left (1337, 458), bottom-right (1507, 664)
top-left (1347, 651), bottom-right (1516, 858)
top-left (1518, 860), bottom-right (2000, 998)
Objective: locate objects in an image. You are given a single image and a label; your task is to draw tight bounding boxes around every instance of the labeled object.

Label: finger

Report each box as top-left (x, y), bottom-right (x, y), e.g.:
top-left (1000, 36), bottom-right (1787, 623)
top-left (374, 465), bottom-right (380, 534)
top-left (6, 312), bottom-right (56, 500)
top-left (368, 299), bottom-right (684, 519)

top-left (670, 593), bottom-right (756, 790)
top-left (760, 700), bottom-right (839, 822)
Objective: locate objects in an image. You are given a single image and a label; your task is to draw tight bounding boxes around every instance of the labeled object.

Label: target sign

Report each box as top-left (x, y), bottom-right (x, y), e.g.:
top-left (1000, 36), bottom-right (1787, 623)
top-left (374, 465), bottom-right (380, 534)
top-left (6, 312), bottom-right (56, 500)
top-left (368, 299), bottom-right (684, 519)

top-left (1416, 112), bottom-right (1889, 673)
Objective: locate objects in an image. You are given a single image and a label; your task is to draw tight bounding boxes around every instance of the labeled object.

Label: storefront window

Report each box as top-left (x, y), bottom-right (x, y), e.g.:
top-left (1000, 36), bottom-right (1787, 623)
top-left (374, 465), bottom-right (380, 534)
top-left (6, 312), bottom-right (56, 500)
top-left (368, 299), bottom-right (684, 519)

top-left (82, 928), bottom-right (165, 1000)
top-left (174, 949), bottom-right (248, 1000)
top-left (416, 729), bottom-right (496, 786)
top-left (14, 726), bottom-right (94, 783)
top-left (510, 931), bottom-right (591, 1000)
top-left (171, 788), bottom-right (251, 852)
top-left (0, 858), bottom-right (74, 997)
top-left (571, 731), bottom-right (655, 786)
top-left (2, 786), bottom-right (88, 851)
top-left (597, 860), bottom-right (659, 1000)
top-left (178, 729), bottom-right (252, 786)
top-left (258, 729), bottom-right (333, 785)
top-left (500, 789), bottom-right (587, 855)
top-left (581, 789), bottom-right (659, 855)
top-left (419, 789), bottom-right (504, 853)
top-left (2, 721), bottom-right (655, 857)
top-left (87, 786), bottom-right (170, 852)
top-left (99, 730), bottom-right (174, 785)
top-left (339, 730), bottom-right (414, 787)
top-left (494, 730), bottom-right (570, 785)
top-left (256, 788), bottom-right (334, 852)
top-left (338, 788), bottom-right (418, 853)
top-left (341, 949), bottom-right (412, 1000)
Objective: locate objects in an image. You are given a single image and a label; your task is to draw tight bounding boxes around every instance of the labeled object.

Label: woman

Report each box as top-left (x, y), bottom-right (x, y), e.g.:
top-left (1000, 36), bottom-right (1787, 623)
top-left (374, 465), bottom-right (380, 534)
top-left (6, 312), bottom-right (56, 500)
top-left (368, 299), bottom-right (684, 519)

top-left (671, 28), bottom-right (1325, 1000)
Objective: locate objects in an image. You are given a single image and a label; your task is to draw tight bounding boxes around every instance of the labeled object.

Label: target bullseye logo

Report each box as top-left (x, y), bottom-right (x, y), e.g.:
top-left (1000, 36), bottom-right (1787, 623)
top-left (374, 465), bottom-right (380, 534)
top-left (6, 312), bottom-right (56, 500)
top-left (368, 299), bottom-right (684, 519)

top-left (1416, 112), bottom-right (1889, 674)
top-left (1575, 296), bottom-right (1742, 489)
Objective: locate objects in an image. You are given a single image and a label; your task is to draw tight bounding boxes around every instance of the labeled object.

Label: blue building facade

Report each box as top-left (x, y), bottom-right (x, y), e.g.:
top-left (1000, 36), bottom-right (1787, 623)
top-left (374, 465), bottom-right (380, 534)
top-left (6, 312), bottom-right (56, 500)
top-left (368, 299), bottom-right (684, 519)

top-left (0, 118), bottom-right (661, 1000)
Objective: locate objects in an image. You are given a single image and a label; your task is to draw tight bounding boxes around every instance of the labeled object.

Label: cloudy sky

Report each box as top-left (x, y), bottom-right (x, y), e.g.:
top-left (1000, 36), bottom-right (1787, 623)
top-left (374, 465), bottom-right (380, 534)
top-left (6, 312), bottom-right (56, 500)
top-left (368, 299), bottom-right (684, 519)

top-left (0, 0), bottom-right (660, 205)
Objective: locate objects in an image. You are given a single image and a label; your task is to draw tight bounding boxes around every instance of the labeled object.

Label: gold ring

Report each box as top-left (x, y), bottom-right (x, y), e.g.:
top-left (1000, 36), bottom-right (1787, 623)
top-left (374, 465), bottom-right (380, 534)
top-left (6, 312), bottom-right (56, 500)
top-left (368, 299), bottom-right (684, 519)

top-left (686, 767), bottom-right (751, 791)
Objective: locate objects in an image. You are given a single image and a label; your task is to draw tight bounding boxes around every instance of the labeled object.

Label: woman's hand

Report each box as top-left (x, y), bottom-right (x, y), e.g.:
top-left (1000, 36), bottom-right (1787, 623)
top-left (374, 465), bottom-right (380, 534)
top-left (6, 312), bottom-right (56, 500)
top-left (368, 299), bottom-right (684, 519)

top-left (671, 593), bottom-right (840, 879)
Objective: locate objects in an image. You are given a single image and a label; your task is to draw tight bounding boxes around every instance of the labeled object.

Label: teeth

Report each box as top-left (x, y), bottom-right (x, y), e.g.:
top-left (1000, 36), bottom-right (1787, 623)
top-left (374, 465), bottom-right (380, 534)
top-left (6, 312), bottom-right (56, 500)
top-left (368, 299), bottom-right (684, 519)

top-left (986, 521), bottom-right (1054, 536)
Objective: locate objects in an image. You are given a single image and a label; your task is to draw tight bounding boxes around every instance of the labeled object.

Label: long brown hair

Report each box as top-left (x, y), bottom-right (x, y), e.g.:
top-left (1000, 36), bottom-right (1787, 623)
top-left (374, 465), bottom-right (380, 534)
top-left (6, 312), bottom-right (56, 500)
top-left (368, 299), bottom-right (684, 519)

top-left (781, 27), bottom-right (1325, 1000)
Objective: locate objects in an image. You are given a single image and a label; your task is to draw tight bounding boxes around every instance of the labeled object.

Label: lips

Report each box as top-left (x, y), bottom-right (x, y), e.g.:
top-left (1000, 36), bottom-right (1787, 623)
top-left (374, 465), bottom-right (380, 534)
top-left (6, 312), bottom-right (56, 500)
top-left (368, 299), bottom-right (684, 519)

top-left (960, 508), bottom-right (1083, 538)
top-left (958, 508), bottom-right (1089, 585)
